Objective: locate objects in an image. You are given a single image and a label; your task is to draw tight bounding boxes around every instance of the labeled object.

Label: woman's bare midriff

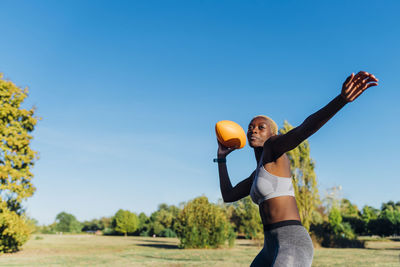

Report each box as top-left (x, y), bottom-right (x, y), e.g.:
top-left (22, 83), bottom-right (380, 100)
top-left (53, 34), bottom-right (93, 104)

top-left (257, 153), bottom-right (300, 224)
top-left (259, 196), bottom-right (301, 225)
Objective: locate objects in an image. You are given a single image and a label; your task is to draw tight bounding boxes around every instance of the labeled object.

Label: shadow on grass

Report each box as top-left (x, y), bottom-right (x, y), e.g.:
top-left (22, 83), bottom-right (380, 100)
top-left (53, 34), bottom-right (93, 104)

top-left (365, 247), bottom-right (400, 251)
top-left (138, 254), bottom-right (226, 263)
top-left (139, 254), bottom-right (203, 262)
top-left (137, 243), bottom-right (180, 249)
top-left (236, 243), bottom-right (260, 247)
top-left (139, 239), bottom-right (177, 244)
top-left (136, 238), bottom-right (180, 249)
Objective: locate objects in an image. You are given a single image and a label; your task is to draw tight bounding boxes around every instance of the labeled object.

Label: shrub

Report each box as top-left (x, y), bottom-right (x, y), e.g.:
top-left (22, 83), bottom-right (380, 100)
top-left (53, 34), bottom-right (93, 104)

top-left (310, 222), bottom-right (364, 248)
top-left (342, 216), bottom-right (365, 235)
top-left (139, 230), bottom-right (150, 237)
top-left (226, 196), bottom-right (262, 239)
top-left (160, 228), bottom-right (177, 238)
top-left (102, 227), bottom-right (114, 235)
top-left (37, 223), bottom-right (56, 234)
top-left (227, 226), bottom-right (237, 248)
top-left (176, 196), bottom-right (233, 248)
top-left (0, 207), bottom-right (31, 253)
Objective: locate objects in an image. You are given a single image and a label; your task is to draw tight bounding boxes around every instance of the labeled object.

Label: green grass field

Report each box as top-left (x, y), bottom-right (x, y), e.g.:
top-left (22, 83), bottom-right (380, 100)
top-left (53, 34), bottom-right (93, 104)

top-left (0, 234), bottom-right (399, 266)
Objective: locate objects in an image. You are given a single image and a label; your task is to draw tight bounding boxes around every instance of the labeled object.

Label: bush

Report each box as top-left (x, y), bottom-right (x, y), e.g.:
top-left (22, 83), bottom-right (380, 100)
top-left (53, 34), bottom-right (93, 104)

top-left (102, 227), bottom-right (114, 235)
top-left (0, 208), bottom-right (31, 253)
top-left (310, 222), bottom-right (364, 248)
top-left (367, 218), bottom-right (394, 236)
top-left (160, 228), bottom-right (177, 238)
top-left (176, 196), bottom-right (234, 248)
top-left (37, 224), bottom-right (56, 234)
top-left (342, 216), bottom-right (365, 235)
top-left (226, 196), bottom-right (262, 240)
top-left (366, 207), bottom-right (400, 236)
top-left (139, 230), bottom-right (150, 237)
top-left (227, 226), bottom-right (237, 248)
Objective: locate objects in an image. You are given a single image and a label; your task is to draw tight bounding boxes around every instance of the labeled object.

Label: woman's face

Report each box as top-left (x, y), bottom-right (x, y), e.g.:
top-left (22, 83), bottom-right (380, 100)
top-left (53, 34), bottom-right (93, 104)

top-left (247, 117), bottom-right (271, 148)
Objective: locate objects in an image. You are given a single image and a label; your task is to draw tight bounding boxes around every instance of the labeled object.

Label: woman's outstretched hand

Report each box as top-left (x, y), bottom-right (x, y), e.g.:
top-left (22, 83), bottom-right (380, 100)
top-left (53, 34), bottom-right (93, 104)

top-left (341, 71), bottom-right (378, 102)
top-left (217, 141), bottom-right (236, 158)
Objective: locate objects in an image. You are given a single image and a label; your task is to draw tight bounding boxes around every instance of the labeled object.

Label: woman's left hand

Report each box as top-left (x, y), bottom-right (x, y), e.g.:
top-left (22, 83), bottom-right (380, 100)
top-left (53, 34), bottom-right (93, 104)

top-left (341, 71), bottom-right (378, 102)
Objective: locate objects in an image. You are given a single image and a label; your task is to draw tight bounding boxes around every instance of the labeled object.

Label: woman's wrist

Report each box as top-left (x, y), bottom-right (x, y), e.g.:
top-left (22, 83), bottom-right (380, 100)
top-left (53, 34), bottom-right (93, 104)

top-left (338, 93), bottom-right (350, 104)
top-left (213, 157), bottom-right (226, 163)
top-left (217, 153), bottom-right (227, 159)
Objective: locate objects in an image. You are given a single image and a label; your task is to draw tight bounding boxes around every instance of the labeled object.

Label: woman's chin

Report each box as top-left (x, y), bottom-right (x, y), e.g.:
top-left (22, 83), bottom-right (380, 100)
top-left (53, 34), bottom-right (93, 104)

top-left (249, 141), bottom-right (262, 148)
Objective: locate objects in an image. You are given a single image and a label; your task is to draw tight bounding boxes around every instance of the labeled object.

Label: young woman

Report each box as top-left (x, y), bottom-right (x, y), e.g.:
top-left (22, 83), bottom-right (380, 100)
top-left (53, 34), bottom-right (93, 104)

top-left (215, 71), bottom-right (378, 266)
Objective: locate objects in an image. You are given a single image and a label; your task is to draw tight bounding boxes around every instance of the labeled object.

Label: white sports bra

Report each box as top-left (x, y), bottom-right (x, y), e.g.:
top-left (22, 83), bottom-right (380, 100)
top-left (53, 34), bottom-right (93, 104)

top-left (250, 154), bottom-right (295, 205)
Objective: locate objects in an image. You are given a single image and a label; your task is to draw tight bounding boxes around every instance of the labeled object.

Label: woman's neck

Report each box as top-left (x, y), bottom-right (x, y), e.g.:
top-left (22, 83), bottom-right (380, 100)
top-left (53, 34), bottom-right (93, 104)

top-left (254, 147), bottom-right (263, 164)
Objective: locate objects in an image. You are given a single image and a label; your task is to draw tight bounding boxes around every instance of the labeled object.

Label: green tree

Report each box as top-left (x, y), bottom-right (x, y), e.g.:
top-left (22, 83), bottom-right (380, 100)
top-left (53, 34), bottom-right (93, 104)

top-left (55, 212), bottom-right (82, 233)
top-left (368, 205), bottom-right (400, 236)
top-left (112, 209), bottom-right (138, 237)
top-left (0, 75), bottom-right (39, 252)
top-left (340, 199), bottom-right (364, 234)
top-left (100, 217), bottom-right (112, 228)
top-left (328, 207), bottom-right (343, 235)
top-left (148, 204), bottom-right (180, 237)
top-left (340, 199), bottom-right (360, 218)
top-left (279, 121), bottom-right (320, 230)
top-left (176, 196), bottom-right (233, 248)
top-left (82, 219), bottom-right (103, 232)
top-left (137, 212), bottom-right (150, 236)
top-left (381, 201), bottom-right (397, 211)
top-left (361, 205), bottom-right (379, 223)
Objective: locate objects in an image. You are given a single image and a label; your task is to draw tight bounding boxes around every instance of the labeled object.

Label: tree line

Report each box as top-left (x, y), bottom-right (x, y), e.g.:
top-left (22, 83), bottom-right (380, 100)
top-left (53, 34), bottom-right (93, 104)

top-left (33, 197), bottom-right (400, 249)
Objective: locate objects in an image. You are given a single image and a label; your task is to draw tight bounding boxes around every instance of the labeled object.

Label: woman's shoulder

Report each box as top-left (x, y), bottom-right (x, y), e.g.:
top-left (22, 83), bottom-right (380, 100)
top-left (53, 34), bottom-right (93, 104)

top-left (262, 136), bottom-right (280, 163)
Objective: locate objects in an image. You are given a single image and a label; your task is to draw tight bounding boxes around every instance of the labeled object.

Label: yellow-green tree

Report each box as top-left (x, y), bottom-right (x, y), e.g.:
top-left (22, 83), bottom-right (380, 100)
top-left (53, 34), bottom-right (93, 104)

top-left (279, 120), bottom-right (320, 231)
top-left (112, 209), bottom-right (138, 237)
top-left (0, 74), bottom-right (38, 252)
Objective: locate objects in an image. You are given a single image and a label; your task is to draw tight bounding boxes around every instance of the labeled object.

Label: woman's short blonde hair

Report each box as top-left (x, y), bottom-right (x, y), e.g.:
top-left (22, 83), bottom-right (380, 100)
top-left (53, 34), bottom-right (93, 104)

top-left (251, 115), bottom-right (278, 135)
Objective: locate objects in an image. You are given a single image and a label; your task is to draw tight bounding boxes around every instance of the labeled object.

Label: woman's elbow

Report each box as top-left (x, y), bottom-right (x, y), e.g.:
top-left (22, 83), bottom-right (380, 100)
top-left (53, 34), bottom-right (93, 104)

top-left (222, 194), bottom-right (235, 203)
top-left (223, 198), bottom-right (234, 203)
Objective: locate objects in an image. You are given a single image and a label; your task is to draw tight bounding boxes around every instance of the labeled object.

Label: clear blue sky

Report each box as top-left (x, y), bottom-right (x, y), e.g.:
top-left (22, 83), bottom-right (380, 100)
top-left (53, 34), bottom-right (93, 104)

top-left (1, 0), bottom-right (399, 224)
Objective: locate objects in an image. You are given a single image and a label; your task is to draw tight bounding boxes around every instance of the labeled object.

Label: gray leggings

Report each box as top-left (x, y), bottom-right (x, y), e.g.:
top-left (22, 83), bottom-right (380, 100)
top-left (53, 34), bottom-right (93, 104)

top-left (250, 225), bottom-right (314, 267)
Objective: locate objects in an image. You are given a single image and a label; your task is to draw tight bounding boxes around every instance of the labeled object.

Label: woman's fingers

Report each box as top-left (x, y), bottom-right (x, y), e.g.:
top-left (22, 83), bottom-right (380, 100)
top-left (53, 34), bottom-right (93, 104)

top-left (365, 76), bottom-right (378, 83)
top-left (366, 82), bottom-right (378, 89)
top-left (348, 89), bottom-right (363, 102)
top-left (343, 72), bottom-right (369, 94)
top-left (342, 71), bottom-right (378, 102)
top-left (355, 76), bottom-right (377, 89)
top-left (351, 73), bottom-right (376, 87)
top-left (343, 73), bottom-right (355, 87)
top-left (346, 80), bottom-right (378, 102)
top-left (353, 72), bottom-right (369, 85)
top-left (217, 139), bottom-right (236, 155)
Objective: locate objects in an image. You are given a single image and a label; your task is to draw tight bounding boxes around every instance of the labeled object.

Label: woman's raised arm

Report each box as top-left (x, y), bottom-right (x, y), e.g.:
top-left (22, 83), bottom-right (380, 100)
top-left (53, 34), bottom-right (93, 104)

top-left (265, 71), bottom-right (378, 162)
top-left (216, 141), bottom-right (255, 203)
